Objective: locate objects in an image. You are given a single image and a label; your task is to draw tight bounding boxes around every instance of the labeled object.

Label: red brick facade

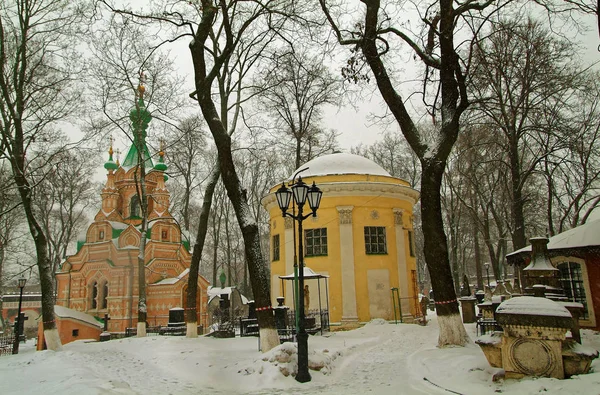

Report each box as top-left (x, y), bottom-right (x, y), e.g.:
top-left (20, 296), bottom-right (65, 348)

top-left (54, 153), bottom-right (209, 333)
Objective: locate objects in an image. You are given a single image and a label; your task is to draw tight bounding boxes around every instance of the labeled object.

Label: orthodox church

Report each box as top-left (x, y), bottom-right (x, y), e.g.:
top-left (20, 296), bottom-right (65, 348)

top-left (54, 86), bottom-right (210, 333)
top-left (262, 153), bottom-right (420, 325)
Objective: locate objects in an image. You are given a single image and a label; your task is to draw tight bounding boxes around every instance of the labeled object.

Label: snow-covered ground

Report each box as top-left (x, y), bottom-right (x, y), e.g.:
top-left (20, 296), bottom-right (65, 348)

top-left (2, 313), bottom-right (600, 395)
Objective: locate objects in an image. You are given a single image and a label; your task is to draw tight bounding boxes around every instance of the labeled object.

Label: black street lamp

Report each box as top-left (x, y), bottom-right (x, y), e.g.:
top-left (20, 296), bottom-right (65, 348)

top-left (484, 262), bottom-right (490, 288)
top-left (12, 277), bottom-right (27, 355)
top-left (275, 176), bottom-right (322, 383)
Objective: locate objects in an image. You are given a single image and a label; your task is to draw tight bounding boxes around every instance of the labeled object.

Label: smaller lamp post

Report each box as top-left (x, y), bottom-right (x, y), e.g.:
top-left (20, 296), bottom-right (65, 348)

top-left (275, 176), bottom-right (322, 383)
top-left (12, 277), bottom-right (27, 355)
top-left (484, 262), bottom-right (491, 288)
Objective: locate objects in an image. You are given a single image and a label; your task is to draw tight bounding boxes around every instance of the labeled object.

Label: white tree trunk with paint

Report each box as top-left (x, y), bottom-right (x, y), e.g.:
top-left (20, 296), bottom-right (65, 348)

top-left (437, 314), bottom-right (470, 347)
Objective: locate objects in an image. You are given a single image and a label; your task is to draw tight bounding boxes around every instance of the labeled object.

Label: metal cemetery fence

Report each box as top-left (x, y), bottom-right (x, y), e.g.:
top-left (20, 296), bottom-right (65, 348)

top-left (0, 333), bottom-right (15, 356)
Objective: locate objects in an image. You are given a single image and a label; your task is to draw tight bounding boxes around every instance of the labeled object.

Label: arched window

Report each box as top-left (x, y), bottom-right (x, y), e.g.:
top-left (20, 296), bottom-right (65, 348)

top-left (91, 281), bottom-right (98, 309)
top-left (102, 282), bottom-right (109, 309)
top-left (558, 261), bottom-right (588, 319)
top-left (130, 195), bottom-right (140, 218)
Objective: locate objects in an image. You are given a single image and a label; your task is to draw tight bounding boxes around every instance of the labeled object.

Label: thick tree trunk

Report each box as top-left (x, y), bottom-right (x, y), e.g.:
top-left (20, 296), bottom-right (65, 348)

top-left (508, 136), bottom-right (527, 250)
top-left (197, 94), bottom-right (278, 351)
top-left (11, 124), bottom-right (62, 350)
top-left (186, 166), bottom-right (220, 337)
top-left (189, 6), bottom-right (278, 350)
top-left (421, 162), bottom-right (470, 346)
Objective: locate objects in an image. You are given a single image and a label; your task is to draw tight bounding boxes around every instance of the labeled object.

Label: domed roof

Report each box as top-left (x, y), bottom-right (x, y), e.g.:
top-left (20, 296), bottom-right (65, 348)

top-left (290, 153), bottom-right (391, 179)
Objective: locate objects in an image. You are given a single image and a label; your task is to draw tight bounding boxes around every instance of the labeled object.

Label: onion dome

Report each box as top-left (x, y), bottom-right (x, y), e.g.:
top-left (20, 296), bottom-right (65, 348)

top-left (122, 83), bottom-right (154, 169)
top-left (154, 147), bottom-right (168, 172)
top-left (104, 139), bottom-right (118, 170)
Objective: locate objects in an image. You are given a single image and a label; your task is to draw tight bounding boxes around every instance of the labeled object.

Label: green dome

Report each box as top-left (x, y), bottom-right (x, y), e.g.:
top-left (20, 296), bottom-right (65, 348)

top-left (154, 151), bottom-right (167, 172)
top-left (104, 160), bottom-right (118, 170)
top-left (104, 145), bottom-right (118, 170)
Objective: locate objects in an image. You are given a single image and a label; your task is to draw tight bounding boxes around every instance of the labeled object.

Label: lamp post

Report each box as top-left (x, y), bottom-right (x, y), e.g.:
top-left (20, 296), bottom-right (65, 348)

top-left (484, 263), bottom-right (490, 288)
top-left (275, 176), bottom-right (322, 383)
top-left (12, 277), bottom-right (27, 355)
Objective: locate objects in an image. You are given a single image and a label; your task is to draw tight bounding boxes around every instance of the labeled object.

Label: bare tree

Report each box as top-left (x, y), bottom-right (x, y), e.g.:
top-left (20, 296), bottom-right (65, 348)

top-left (318, 0), bottom-right (511, 346)
top-left (352, 131), bottom-right (420, 188)
top-left (98, 0), bottom-right (316, 351)
top-left (469, 17), bottom-right (584, 252)
top-left (540, 73), bottom-right (600, 233)
top-left (0, 0), bottom-right (87, 350)
top-left (164, 116), bottom-right (210, 232)
top-left (34, 148), bottom-right (98, 288)
top-left (254, 50), bottom-right (341, 170)
top-left (0, 160), bottom-right (27, 330)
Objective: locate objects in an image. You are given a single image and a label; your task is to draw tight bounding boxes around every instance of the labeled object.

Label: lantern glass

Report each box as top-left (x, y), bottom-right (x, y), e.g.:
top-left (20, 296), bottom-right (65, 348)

top-left (307, 182), bottom-right (322, 212)
top-left (292, 177), bottom-right (308, 206)
top-left (17, 277), bottom-right (26, 289)
top-left (275, 183), bottom-right (292, 212)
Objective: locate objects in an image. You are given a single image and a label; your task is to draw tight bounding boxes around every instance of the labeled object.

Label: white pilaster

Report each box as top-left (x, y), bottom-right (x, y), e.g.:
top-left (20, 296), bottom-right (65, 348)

top-left (393, 208), bottom-right (412, 320)
top-left (337, 206), bottom-right (358, 322)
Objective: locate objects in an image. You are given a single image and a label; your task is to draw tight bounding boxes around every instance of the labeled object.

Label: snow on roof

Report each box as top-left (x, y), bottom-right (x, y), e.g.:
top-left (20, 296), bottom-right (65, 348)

top-left (151, 268), bottom-right (190, 285)
top-left (54, 305), bottom-right (103, 328)
top-left (288, 153), bottom-right (391, 179)
top-left (279, 267), bottom-right (329, 280)
top-left (507, 219), bottom-right (600, 257)
top-left (108, 221), bottom-right (129, 230)
top-left (208, 286), bottom-right (234, 297)
top-left (496, 296), bottom-right (572, 318)
top-left (207, 286), bottom-right (250, 305)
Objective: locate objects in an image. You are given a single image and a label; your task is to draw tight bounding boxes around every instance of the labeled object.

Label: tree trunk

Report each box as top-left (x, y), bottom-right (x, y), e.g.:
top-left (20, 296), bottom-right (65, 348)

top-left (186, 166), bottom-right (220, 337)
top-left (189, 6), bottom-right (278, 350)
top-left (197, 93), bottom-right (278, 351)
top-left (421, 161), bottom-right (470, 346)
top-left (473, 225), bottom-right (483, 291)
top-left (11, 124), bottom-right (62, 350)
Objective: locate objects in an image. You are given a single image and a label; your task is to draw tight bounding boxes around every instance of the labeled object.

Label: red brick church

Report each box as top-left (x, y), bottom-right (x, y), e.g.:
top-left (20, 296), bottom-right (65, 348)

top-left (54, 88), bottom-right (209, 333)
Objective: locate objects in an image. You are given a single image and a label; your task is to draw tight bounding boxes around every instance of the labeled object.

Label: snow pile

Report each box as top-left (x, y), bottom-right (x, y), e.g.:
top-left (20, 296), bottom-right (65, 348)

top-left (496, 296), bottom-right (572, 317)
top-left (240, 341), bottom-right (340, 379)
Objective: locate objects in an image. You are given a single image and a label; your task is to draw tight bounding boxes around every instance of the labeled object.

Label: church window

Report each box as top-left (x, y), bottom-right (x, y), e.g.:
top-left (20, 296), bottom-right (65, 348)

top-left (558, 261), bottom-right (588, 319)
top-left (72, 329), bottom-right (79, 337)
top-left (272, 234), bottom-right (280, 261)
top-left (364, 226), bottom-right (387, 254)
top-left (91, 281), bottom-right (98, 309)
top-left (99, 230), bottom-right (104, 240)
top-left (305, 228), bottom-right (327, 257)
top-left (161, 230), bottom-right (168, 240)
top-left (130, 195), bottom-right (140, 218)
top-left (102, 282), bottom-right (109, 309)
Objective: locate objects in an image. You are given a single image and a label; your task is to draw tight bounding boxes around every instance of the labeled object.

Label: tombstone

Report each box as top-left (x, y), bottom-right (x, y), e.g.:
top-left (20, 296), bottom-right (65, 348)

top-left (100, 313), bottom-right (111, 342)
top-left (459, 297), bottom-right (477, 323)
top-left (247, 301), bottom-right (256, 319)
top-left (475, 290), bottom-right (485, 304)
top-left (493, 281), bottom-right (510, 298)
top-left (274, 296), bottom-right (289, 330)
top-left (484, 286), bottom-right (493, 302)
top-left (460, 274), bottom-right (471, 297)
top-left (168, 308), bottom-right (185, 327)
top-left (476, 296), bottom-right (599, 379)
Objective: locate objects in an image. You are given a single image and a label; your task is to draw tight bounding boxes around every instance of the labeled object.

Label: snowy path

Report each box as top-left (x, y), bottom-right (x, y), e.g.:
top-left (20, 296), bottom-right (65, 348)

top-left (2, 315), bottom-right (600, 395)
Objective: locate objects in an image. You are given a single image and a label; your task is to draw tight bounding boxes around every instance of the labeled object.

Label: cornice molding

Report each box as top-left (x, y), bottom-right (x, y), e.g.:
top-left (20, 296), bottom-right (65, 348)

top-left (262, 181), bottom-right (420, 211)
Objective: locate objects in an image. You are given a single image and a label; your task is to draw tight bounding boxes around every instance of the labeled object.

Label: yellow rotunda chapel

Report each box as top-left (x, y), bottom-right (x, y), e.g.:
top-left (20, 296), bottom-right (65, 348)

top-left (262, 153), bottom-right (420, 325)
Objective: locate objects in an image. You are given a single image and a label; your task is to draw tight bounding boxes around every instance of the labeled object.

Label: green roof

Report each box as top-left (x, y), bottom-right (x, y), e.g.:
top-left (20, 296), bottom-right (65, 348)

top-left (122, 96), bottom-right (154, 169)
